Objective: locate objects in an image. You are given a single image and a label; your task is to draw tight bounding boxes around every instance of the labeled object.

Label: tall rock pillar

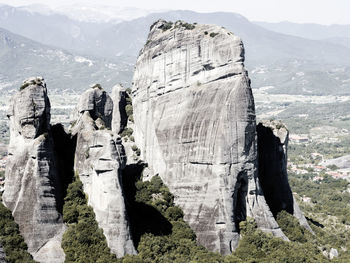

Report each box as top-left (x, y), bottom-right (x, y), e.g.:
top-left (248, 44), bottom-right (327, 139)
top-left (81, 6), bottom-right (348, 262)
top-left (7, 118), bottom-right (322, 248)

top-left (70, 85), bottom-right (136, 257)
top-left (3, 77), bottom-right (65, 263)
top-left (132, 20), bottom-right (286, 254)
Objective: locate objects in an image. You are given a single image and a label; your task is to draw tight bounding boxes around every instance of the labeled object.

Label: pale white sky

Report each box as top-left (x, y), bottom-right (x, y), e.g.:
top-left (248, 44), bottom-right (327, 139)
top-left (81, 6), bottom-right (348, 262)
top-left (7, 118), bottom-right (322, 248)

top-left (0, 0), bottom-right (348, 25)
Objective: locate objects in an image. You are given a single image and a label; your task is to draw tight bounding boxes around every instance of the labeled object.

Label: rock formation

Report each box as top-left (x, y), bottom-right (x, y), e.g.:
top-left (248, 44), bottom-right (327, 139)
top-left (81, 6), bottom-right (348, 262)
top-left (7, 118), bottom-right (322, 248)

top-left (257, 120), bottom-right (313, 232)
top-left (70, 86), bottom-right (136, 257)
top-left (111, 84), bottom-right (128, 134)
top-left (2, 77), bottom-right (65, 263)
top-left (132, 20), bottom-right (286, 254)
top-left (2, 21), bottom-right (313, 259)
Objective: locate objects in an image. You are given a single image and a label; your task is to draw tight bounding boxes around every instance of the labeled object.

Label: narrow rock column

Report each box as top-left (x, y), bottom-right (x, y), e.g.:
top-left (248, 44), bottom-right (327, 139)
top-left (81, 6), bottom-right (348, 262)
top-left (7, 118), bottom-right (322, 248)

top-left (111, 84), bottom-right (128, 134)
top-left (3, 77), bottom-right (65, 263)
top-left (70, 86), bottom-right (136, 257)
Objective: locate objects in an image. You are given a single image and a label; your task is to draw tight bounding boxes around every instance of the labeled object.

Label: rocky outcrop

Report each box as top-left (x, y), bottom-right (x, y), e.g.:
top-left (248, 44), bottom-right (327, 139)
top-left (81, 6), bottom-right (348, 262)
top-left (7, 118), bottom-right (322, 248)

top-left (111, 84), bottom-right (128, 134)
top-left (257, 120), bottom-right (313, 232)
top-left (132, 20), bottom-right (286, 254)
top-left (0, 243), bottom-right (6, 263)
top-left (70, 86), bottom-right (136, 257)
top-left (3, 77), bottom-right (65, 263)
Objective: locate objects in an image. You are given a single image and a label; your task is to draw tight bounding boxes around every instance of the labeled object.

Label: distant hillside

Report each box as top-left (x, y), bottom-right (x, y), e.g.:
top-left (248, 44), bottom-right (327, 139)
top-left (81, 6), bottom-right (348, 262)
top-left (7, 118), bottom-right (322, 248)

top-left (0, 27), bottom-right (133, 95)
top-left (1, 6), bottom-right (350, 95)
top-left (255, 21), bottom-right (350, 40)
top-left (255, 21), bottom-right (350, 50)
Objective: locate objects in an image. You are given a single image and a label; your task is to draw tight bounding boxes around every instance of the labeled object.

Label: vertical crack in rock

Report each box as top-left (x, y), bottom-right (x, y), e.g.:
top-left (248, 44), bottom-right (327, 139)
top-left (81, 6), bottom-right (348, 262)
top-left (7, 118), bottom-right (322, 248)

top-left (132, 20), bottom-right (286, 254)
top-left (3, 77), bottom-right (66, 263)
top-left (70, 86), bottom-right (136, 257)
top-left (257, 120), bottom-right (313, 232)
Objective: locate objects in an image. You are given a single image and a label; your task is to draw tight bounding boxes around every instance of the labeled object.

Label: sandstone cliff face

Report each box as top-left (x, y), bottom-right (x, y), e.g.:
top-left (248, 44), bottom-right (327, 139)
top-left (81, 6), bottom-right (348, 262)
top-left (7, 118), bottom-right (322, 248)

top-left (132, 20), bottom-right (285, 254)
top-left (70, 86), bottom-right (136, 257)
top-left (3, 77), bottom-right (65, 263)
top-left (257, 120), bottom-right (313, 232)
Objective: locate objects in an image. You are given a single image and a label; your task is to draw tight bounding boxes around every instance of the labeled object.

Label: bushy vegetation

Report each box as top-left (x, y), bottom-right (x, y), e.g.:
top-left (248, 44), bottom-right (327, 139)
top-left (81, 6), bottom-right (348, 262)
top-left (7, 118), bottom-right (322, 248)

top-left (120, 174), bottom-right (242, 263)
top-left (289, 172), bottom-right (350, 260)
top-left (59, 167), bottom-right (346, 262)
top-left (234, 218), bottom-right (328, 263)
top-left (120, 172), bottom-right (335, 262)
top-left (289, 173), bottom-right (350, 226)
top-left (174, 21), bottom-right (195, 30)
top-left (131, 145), bottom-right (141, 156)
top-left (125, 105), bottom-right (133, 118)
top-left (125, 92), bottom-right (134, 123)
top-left (120, 127), bottom-right (133, 138)
top-left (276, 210), bottom-right (309, 243)
top-left (161, 22), bottom-right (173, 31)
top-left (61, 174), bottom-right (119, 263)
top-left (0, 201), bottom-right (36, 263)
top-left (289, 140), bottom-right (350, 164)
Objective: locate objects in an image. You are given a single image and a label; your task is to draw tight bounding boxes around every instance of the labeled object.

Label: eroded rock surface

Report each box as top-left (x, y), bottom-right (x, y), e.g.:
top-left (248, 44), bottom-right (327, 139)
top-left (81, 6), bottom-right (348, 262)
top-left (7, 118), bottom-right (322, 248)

top-left (70, 86), bottom-right (136, 257)
top-left (3, 77), bottom-right (65, 263)
top-left (132, 20), bottom-right (285, 254)
top-left (257, 120), bottom-right (313, 232)
top-left (72, 84), bottom-right (113, 130)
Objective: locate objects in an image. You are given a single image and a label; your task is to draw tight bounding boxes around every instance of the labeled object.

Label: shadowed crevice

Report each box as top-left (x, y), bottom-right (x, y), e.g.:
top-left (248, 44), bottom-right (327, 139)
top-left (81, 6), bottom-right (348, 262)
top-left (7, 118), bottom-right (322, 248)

top-left (121, 162), bottom-right (173, 248)
top-left (256, 123), bottom-right (294, 218)
top-left (51, 124), bottom-right (77, 213)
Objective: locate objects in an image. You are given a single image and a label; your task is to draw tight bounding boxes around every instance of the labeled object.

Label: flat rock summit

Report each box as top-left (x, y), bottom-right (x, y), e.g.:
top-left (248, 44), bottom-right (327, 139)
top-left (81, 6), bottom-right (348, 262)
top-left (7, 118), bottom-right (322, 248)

top-left (1, 20), bottom-right (310, 261)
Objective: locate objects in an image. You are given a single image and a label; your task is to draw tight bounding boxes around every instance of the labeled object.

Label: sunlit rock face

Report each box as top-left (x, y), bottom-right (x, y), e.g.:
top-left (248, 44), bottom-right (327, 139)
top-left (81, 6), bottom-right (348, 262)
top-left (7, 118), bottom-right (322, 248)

top-left (132, 20), bottom-right (286, 254)
top-left (70, 86), bottom-right (136, 257)
top-left (3, 77), bottom-right (65, 263)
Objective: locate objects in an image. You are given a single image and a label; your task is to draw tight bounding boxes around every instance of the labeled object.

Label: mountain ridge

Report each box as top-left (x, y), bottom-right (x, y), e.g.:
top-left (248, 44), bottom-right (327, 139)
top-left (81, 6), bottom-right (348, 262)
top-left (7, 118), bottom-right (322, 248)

top-left (0, 26), bottom-right (133, 95)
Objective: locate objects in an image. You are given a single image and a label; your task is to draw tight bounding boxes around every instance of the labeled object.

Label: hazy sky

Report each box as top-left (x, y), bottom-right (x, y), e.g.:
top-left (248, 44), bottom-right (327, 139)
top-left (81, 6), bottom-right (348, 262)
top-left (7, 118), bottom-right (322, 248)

top-left (0, 0), bottom-right (348, 25)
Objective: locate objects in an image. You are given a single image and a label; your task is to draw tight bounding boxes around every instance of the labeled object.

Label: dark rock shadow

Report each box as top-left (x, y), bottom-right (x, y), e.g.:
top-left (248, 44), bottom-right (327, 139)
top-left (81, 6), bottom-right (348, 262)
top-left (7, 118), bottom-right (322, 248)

top-left (121, 162), bottom-right (172, 247)
top-left (306, 216), bottom-right (324, 228)
top-left (119, 92), bottom-right (128, 133)
top-left (51, 124), bottom-right (77, 213)
top-left (233, 171), bottom-right (248, 231)
top-left (256, 123), bottom-right (294, 217)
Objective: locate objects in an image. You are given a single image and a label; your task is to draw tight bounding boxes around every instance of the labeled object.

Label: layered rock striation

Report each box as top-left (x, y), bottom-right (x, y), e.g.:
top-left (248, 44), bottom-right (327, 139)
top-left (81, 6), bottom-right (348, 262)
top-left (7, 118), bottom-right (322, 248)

top-left (132, 20), bottom-right (286, 254)
top-left (257, 120), bottom-right (313, 232)
top-left (70, 86), bottom-right (136, 257)
top-left (3, 77), bottom-right (65, 263)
